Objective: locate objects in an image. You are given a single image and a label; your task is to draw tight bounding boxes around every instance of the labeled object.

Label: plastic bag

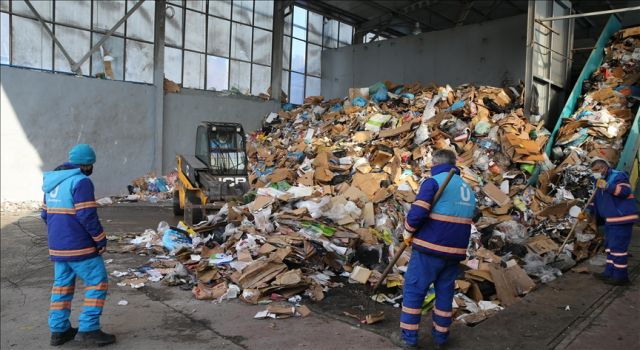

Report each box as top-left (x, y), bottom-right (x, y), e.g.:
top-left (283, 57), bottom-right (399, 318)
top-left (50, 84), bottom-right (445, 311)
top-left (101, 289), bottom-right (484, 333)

top-left (495, 221), bottom-right (527, 244)
top-left (324, 200), bottom-right (362, 222)
top-left (296, 197), bottom-right (331, 219)
top-left (414, 123), bottom-right (430, 145)
top-left (371, 87), bottom-right (389, 103)
top-left (352, 96), bottom-right (367, 107)
top-left (523, 253), bottom-right (562, 283)
top-left (162, 229), bottom-right (192, 252)
top-left (254, 206), bottom-right (274, 232)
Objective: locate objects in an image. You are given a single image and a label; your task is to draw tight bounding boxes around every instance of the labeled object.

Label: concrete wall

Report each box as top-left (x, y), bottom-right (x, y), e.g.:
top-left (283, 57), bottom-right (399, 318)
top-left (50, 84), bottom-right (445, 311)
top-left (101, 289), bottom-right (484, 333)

top-left (0, 66), bottom-right (278, 201)
top-left (322, 15), bottom-right (527, 99)
top-left (162, 90), bottom-right (278, 174)
top-left (1, 66), bottom-right (155, 201)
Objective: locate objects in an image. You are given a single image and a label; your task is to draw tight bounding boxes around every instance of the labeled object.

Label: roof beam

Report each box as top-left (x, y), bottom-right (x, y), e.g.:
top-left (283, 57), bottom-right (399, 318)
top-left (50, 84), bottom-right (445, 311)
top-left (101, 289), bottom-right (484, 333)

top-left (293, 0), bottom-right (405, 38)
top-left (400, 0), bottom-right (458, 25)
top-left (369, 1), bottom-right (438, 31)
top-left (457, 1), bottom-right (475, 26)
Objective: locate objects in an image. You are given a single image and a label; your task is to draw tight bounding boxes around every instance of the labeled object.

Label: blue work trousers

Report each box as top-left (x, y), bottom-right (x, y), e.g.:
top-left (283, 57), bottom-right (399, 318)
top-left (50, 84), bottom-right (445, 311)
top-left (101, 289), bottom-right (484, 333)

top-left (49, 256), bottom-right (108, 333)
top-left (603, 224), bottom-right (633, 281)
top-left (400, 250), bottom-right (458, 346)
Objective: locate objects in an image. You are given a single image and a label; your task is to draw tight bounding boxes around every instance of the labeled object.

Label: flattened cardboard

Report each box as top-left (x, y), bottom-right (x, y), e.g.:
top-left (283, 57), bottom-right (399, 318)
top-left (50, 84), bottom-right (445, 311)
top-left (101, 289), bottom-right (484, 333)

top-left (488, 264), bottom-right (517, 306)
top-left (527, 235), bottom-right (559, 255)
top-left (504, 264), bottom-right (535, 295)
top-left (297, 305), bottom-right (312, 317)
top-left (483, 182), bottom-right (511, 207)
top-left (363, 202), bottom-right (375, 227)
top-left (378, 122), bottom-right (413, 139)
top-left (349, 266), bottom-right (372, 284)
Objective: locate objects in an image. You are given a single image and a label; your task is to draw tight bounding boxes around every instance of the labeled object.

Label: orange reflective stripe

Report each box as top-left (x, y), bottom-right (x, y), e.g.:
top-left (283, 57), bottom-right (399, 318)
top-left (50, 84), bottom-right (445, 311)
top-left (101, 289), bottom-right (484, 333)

top-left (401, 305), bottom-right (422, 315)
top-left (404, 220), bottom-right (417, 233)
top-left (75, 201), bottom-right (97, 210)
top-left (49, 247), bottom-right (97, 256)
top-left (605, 249), bottom-right (611, 252)
top-left (400, 322), bottom-right (419, 331)
top-left (46, 208), bottom-right (77, 215)
top-left (84, 298), bottom-right (105, 307)
top-left (51, 286), bottom-right (75, 294)
top-left (413, 200), bottom-right (431, 210)
top-left (613, 263), bottom-right (627, 269)
top-left (92, 232), bottom-right (107, 242)
top-left (610, 251), bottom-right (628, 257)
top-left (606, 214), bottom-right (639, 223)
top-left (85, 282), bottom-right (109, 291)
top-left (606, 259), bottom-right (614, 264)
top-left (433, 307), bottom-right (453, 317)
top-left (429, 213), bottom-right (473, 224)
top-left (50, 301), bottom-right (72, 310)
top-left (432, 322), bottom-right (449, 333)
top-left (628, 194), bottom-right (636, 199)
top-left (412, 237), bottom-right (467, 255)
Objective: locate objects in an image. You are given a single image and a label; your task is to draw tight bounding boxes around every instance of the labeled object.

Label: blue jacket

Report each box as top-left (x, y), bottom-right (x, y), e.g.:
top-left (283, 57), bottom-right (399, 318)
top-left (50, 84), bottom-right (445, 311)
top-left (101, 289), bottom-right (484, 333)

top-left (405, 164), bottom-right (476, 260)
top-left (587, 168), bottom-right (638, 225)
top-left (41, 163), bottom-right (106, 261)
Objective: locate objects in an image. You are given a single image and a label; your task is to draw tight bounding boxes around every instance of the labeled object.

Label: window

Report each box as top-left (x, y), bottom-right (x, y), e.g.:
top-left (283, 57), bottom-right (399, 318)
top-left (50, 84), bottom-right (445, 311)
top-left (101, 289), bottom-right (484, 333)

top-left (0, 0), bottom-right (155, 83)
top-left (164, 0), bottom-right (273, 95)
top-left (282, 5), bottom-right (353, 104)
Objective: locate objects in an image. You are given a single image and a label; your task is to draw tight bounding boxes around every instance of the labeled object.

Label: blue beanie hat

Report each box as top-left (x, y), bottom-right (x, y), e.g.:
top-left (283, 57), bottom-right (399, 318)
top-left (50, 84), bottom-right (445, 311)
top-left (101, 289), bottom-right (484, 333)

top-left (68, 144), bottom-right (96, 165)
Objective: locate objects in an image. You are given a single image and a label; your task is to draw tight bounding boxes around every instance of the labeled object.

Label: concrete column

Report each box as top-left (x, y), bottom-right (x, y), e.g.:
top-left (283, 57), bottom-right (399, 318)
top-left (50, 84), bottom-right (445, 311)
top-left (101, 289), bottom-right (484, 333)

top-left (270, 1), bottom-right (285, 103)
top-left (153, 0), bottom-right (166, 175)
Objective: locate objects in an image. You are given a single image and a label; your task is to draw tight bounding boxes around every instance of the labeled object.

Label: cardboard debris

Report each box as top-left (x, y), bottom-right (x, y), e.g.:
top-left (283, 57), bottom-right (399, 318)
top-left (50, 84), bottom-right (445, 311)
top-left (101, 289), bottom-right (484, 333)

top-left (482, 182), bottom-right (511, 207)
top-left (116, 45), bottom-right (640, 327)
top-left (349, 266), bottom-right (372, 284)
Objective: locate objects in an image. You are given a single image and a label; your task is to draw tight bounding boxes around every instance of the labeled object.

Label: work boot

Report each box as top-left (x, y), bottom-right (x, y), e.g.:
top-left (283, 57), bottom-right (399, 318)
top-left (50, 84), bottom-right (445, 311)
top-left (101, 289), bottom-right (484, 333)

top-left (390, 332), bottom-right (417, 349)
top-left (76, 330), bottom-right (116, 347)
top-left (604, 278), bottom-right (631, 286)
top-left (50, 327), bottom-right (77, 346)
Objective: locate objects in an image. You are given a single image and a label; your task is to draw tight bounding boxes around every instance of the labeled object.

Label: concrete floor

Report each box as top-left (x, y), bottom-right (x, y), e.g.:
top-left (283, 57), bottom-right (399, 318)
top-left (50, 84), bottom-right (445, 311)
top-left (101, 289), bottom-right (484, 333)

top-left (1, 205), bottom-right (639, 349)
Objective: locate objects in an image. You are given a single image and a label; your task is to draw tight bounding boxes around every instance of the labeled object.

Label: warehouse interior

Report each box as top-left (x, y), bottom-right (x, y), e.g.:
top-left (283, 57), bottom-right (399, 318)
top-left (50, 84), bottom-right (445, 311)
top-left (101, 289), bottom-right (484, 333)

top-left (1, 0), bottom-right (640, 349)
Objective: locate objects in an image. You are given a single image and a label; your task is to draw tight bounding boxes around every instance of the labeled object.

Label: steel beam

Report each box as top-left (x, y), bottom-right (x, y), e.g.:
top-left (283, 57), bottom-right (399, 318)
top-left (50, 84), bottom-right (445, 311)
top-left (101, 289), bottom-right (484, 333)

top-left (71, 0), bottom-right (145, 73)
top-left (23, 0), bottom-right (78, 73)
top-left (270, 0), bottom-right (285, 102)
top-left (539, 6), bottom-right (640, 22)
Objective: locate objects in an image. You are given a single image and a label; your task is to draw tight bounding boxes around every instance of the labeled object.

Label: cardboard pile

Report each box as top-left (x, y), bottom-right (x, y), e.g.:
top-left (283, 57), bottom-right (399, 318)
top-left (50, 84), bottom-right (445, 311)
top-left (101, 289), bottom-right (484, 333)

top-left (114, 43), bottom-right (637, 325)
top-left (551, 27), bottom-right (639, 167)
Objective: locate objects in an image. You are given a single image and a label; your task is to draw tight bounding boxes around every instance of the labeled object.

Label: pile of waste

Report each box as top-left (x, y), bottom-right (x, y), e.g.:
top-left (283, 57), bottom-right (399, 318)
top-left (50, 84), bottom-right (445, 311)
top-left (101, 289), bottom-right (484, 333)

top-left (550, 27), bottom-right (639, 167)
top-left (110, 27), bottom-right (638, 327)
top-left (123, 172), bottom-right (178, 203)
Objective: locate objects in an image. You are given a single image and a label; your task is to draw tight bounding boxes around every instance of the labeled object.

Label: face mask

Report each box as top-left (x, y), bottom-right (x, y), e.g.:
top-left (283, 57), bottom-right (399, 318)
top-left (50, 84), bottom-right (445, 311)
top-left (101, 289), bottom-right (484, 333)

top-left (592, 172), bottom-right (602, 180)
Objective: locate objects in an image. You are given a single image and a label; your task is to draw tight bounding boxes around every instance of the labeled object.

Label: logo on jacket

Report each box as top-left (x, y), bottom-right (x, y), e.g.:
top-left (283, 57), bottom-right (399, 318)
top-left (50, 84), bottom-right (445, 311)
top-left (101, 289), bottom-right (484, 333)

top-left (50, 186), bottom-right (60, 199)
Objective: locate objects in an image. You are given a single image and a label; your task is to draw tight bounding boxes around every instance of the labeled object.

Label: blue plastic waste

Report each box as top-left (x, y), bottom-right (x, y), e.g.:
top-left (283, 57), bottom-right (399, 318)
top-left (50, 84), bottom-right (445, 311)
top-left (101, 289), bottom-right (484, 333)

top-left (351, 96), bottom-right (367, 107)
top-left (369, 82), bottom-right (386, 94)
top-left (446, 100), bottom-right (465, 112)
top-left (372, 87), bottom-right (389, 103)
top-left (282, 103), bottom-right (294, 111)
top-left (162, 229), bottom-right (192, 251)
top-left (330, 103), bottom-right (343, 112)
top-left (401, 93), bottom-right (415, 100)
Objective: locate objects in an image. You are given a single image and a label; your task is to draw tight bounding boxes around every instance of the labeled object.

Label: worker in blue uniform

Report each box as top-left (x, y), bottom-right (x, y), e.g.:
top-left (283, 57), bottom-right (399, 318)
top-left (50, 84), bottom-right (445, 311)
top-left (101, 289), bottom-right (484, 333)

top-left (41, 144), bottom-right (116, 346)
top-left (394, 149), bottom-right (476, 348)
top-left (582, 158), bottom-right (638, 286)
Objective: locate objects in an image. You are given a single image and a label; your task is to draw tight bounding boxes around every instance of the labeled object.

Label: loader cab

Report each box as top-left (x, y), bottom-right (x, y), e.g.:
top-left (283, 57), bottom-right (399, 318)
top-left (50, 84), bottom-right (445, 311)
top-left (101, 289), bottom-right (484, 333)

top-left (195, 122), bottom-right (247, 176)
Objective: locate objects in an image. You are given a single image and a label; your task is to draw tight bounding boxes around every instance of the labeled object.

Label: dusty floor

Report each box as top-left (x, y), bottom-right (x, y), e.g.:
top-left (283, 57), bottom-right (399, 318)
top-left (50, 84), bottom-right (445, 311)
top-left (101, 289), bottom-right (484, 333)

top-left (1, 204), bottom-right (638, 349)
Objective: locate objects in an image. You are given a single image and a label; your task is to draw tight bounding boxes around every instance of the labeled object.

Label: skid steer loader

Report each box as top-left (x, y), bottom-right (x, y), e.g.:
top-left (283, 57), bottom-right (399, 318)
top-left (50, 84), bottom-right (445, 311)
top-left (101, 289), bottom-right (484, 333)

top-left (174, 122), bottom-right (250, 225)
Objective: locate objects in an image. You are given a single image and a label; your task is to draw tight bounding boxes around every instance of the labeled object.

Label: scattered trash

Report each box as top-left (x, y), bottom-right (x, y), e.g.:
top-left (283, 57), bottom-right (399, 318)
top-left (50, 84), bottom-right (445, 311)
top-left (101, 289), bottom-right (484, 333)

top-left (117, 300), bottom-right (128, 306)
top-left (106, 30), bottom-right (639, 328)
